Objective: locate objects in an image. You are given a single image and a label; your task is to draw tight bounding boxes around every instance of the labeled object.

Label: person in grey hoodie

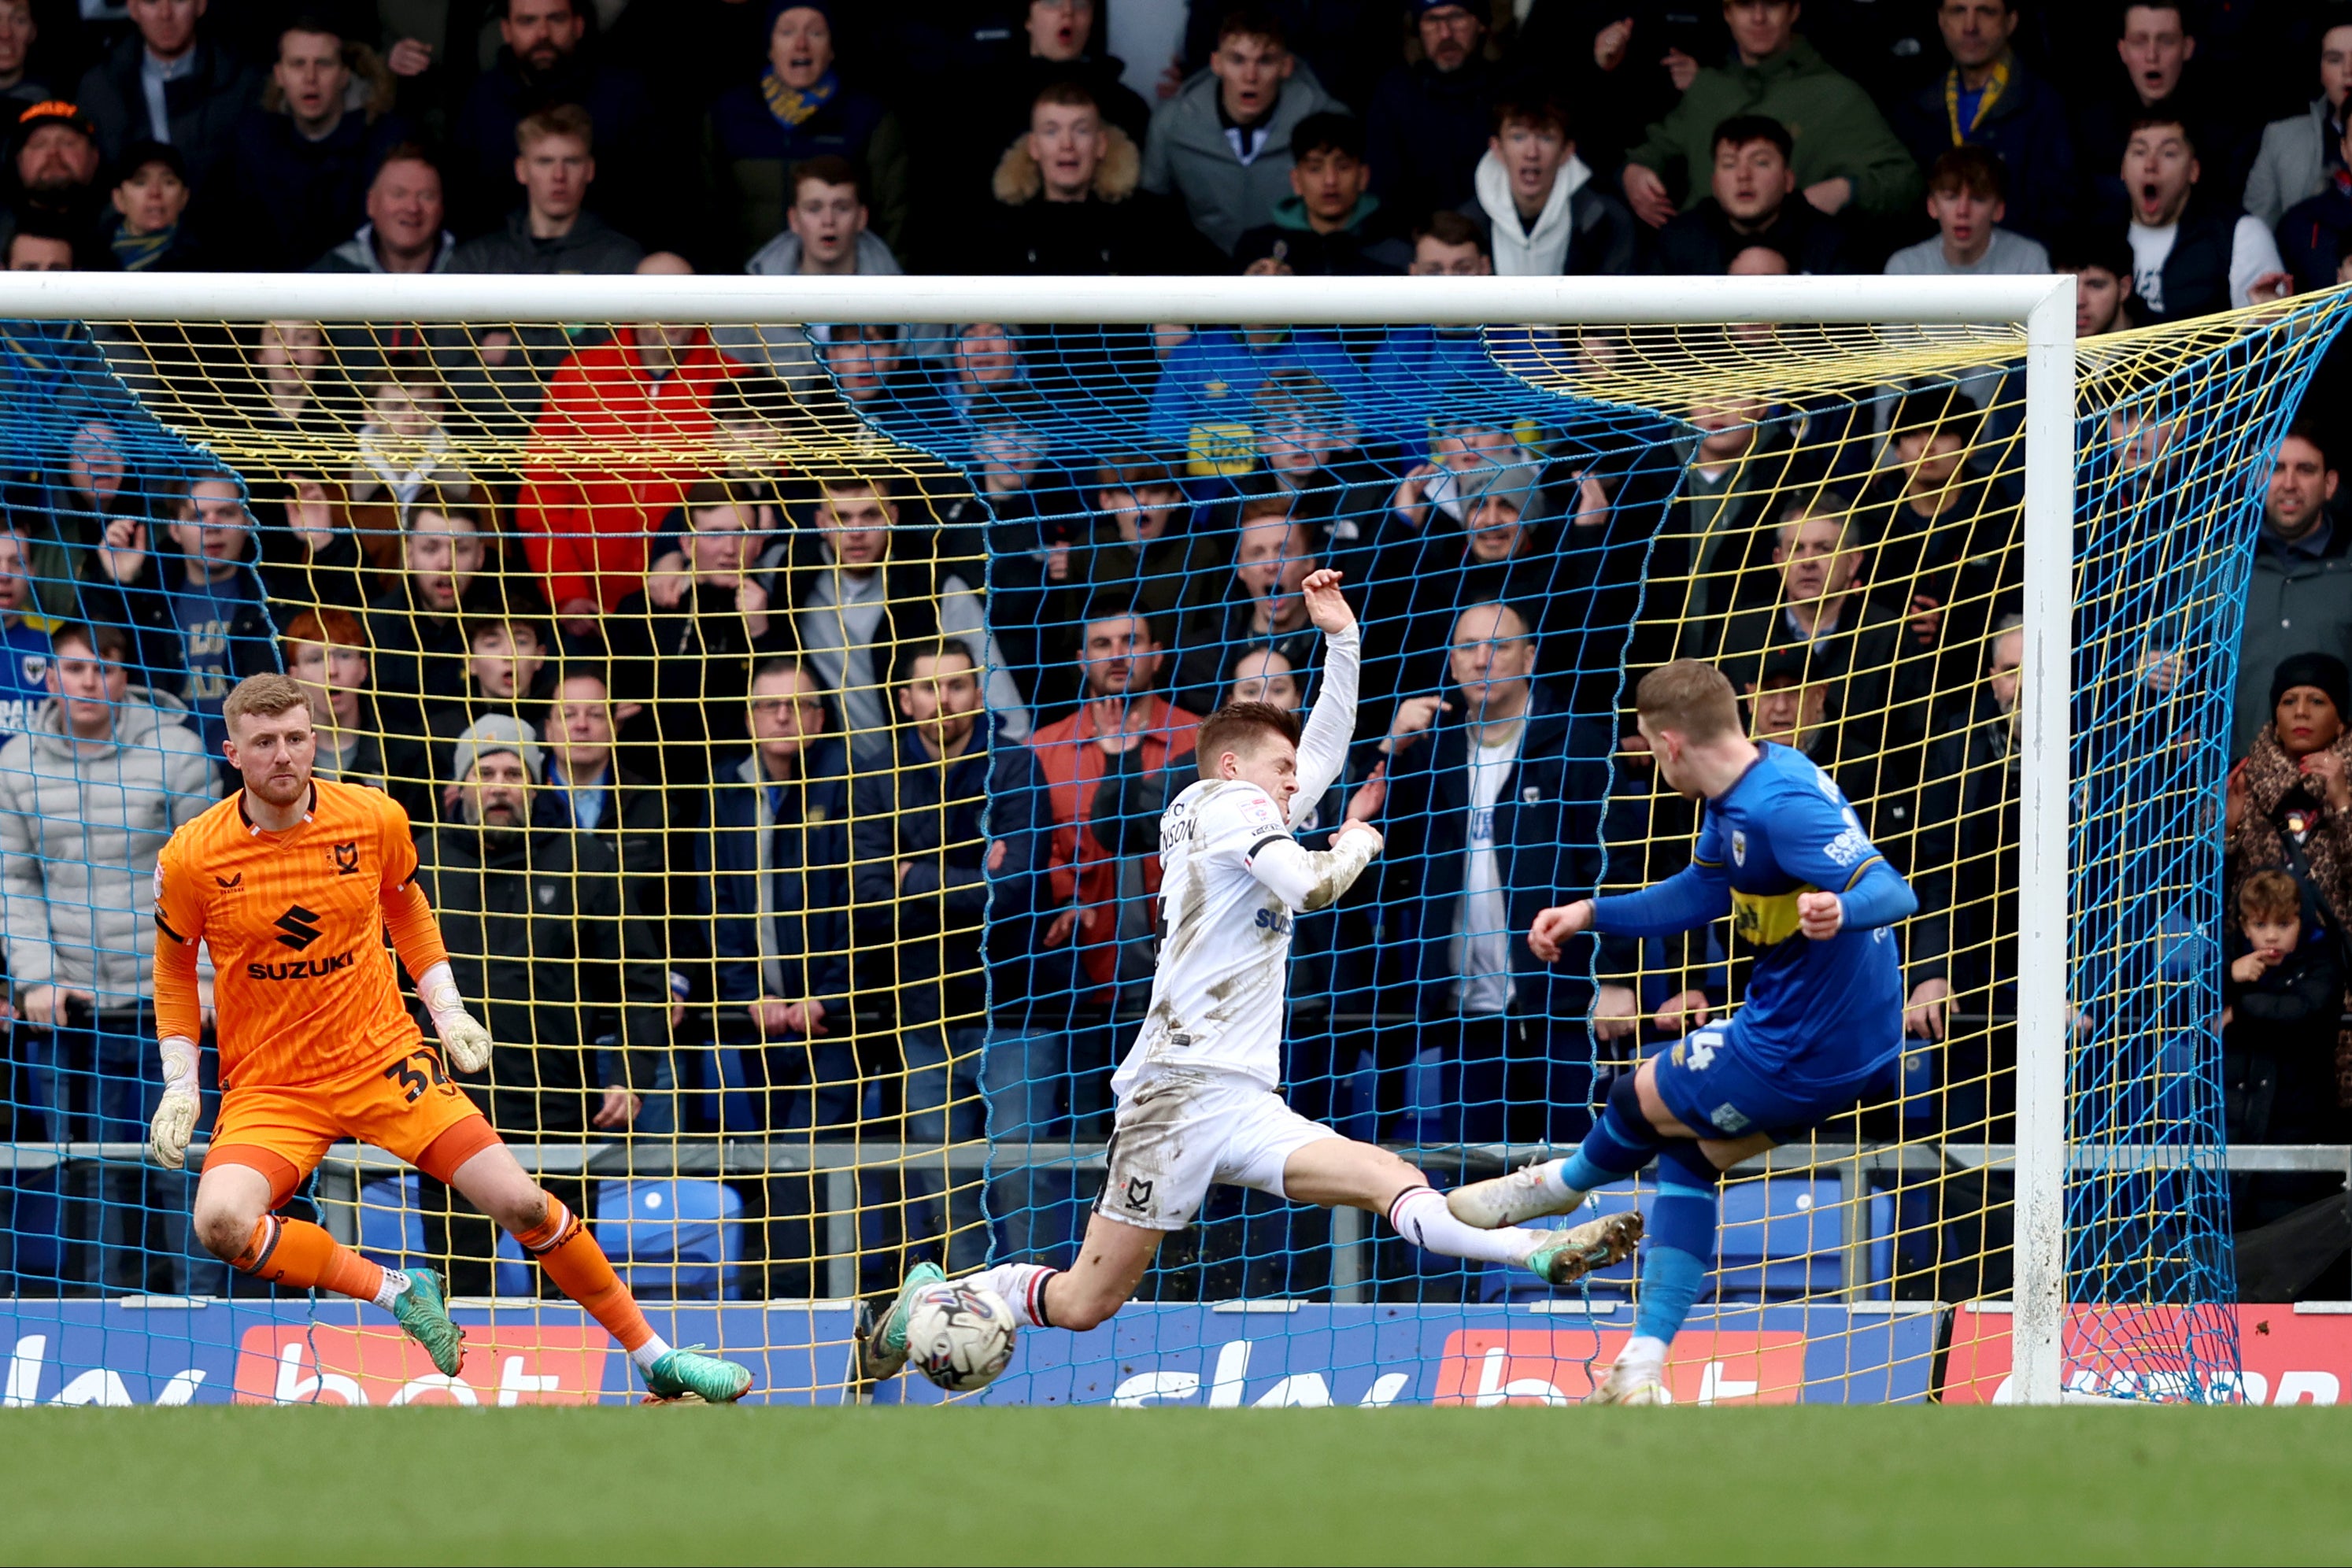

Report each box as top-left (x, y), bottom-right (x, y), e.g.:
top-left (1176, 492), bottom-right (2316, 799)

top-left (0, 621), bottom-right (216, 1293)
top-left (1459, 94), bottom-right (1637, 276)
top-left (1141, 8), bottom-right (1337, 257)
top-left (717, 153), bottom-right (901, 383)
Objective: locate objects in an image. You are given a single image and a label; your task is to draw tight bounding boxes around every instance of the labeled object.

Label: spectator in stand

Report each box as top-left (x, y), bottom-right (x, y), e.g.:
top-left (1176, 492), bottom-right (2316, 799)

top-left (245, 318), bottom-right (342, 436)
top-left (605, 480), bottom-right (779, 778)
top-left (2, 100), bottom-right (103, 255)
top-left (5, 216), bottom-right (72, 268)
top-left (81, 472), bottom-right (276, 756)
top-left (981, 81), bottom-right (1186, 276)
top-left (2247, 19), bottom-right (2352, 229)
top-left (705, 0), bottom-right (907, 265)
top-left (1891, 0), bottom-right (2076, 244)
top-left (251, 467), bottom-right (372, 616)
top-left (850, 638), bottom-right (1048, 1270)
top-left (2232, 426), bottom-right (2352, 760)
top-left (814, 322), bottom-right (926, 410)
top-left (411, 714), bottom-right (669, 1286)
top-left (1235, 111), bottom-right (1402, 275)
top-left (1142, 6), bottom-right (1337, 257)
top-left (2051, 225), bottom-right (2137, 335)
top-left (1028, 611), bottom-right (1198, 1128)
top-left (2224, 655), bottom-right (2352, 1027)
top-left (2220, 870), bottom-right (2346, 1185)
top-left (2119, 110), bottom-right (2292, 324)
top-left (1884, 146), bottom-right (2050, 277)
top-left (1147, 322), bottom-right (1367, 479)
top-left (349, 349), bottom-right (460, 509)
top-left (1712, 495), bottom-right (1929, 768)
top-left (422, 611), bottom-right (561, 792)
top-left (360, 484), bottom-right (498, 742)
top-left (282, 606), bottom-right (387, 792)
top-left (0, 0), bottom-right (46, 115)
top-left (745, 154), bottom-right (896, 276)
top-left (449, 0), bottom-right (656, 243)
top-left (1459, 93), bottom-right (1635, 278)
top-left (516, 277), bottom-right (741, 625)
top-left (1366, 0), bottom-right (1495, 222)
top-left (701, 654), bottom-right (853, 1140)
top-left (74, 0), bottom-right (259, 192)
top-left (2277, 110), bottom-right (2352, 294)
top-left (1057, 460), bottom-right (1221, 638)
top-left (1652, 113), bottom-right (1847, 275)
top-left (1855, 390), bottom-right (2016, 682)
top-left (775, 474), bottom-right (1024, 762)
top-left (309, 142), bottom-right (452, 273)
top-left (2076, 2), bottom-right (2251, 218)
top-left (1173, 502), bottom-right (1321, 707)
top-left (95, 139), bottom-right (199, 269)
top-left (1620, 0), bottom-right (1921, 228)
top-left (448, 102), bottom-right (642, 276)
top-left (0, 619), bottom-right (214, 1292)
top-left (1377, 599), bottom-right (1613, 1145)
top-left (983, 0), bottom-right (1149, 153)
top-left (217, 17), bottom-right (410, 271)
top-left (0, 527), bottom-right (45, 743)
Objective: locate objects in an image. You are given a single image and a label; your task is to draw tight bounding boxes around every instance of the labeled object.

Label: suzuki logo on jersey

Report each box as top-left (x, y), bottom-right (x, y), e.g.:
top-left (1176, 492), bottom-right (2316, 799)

top-left (247, 950), bottom-right (355, 981)
top-left (1252, 906), bottom-right (1292, 937)
top-left (273, 905), bottom-right (324, 950)
top-left (331, 841), bottom-right (360, 876)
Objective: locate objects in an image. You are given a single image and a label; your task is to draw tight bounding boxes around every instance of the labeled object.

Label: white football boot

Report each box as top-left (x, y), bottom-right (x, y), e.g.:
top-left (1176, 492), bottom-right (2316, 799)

top-left (1447, 1159), bottom-right (1579, 1228)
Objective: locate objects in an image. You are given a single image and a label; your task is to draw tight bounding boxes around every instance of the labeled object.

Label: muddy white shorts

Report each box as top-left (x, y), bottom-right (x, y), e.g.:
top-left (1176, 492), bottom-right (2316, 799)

top-left (1094, 1070), bottom-right (1340, 1231)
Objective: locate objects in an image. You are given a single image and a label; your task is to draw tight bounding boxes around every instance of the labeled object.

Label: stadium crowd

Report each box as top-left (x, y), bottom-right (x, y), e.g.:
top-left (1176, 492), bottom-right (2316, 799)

top-left (0, 0), bottom-right (2348, 1300)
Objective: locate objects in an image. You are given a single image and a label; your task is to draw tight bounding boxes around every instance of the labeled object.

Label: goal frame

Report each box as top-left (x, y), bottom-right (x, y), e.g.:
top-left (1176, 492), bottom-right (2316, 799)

top-left (0, 270), bottom-right (2079, 1404)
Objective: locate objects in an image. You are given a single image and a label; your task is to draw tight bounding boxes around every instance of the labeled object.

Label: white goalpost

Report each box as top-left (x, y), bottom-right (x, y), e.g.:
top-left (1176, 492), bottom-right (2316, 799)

top-left (0, 270), bottom-right (2078, 1403)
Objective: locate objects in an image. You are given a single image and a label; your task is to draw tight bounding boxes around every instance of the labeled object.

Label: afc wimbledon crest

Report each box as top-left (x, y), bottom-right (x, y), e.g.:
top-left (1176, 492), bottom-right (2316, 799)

top-left (1731, 829), bottom-right (1748, 867)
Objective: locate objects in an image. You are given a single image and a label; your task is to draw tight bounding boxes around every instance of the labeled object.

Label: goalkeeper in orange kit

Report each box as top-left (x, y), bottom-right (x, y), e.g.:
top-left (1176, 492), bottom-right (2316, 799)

top-left (147, 673), bottom-right (749, 1403)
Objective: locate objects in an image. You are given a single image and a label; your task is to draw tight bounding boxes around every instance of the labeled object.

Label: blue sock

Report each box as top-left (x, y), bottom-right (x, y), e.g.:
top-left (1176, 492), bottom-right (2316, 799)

top-left (1634, 1152), bottom-right (1718, 1344)
top-left (1559, 1079), bottom-right (1662, 1192)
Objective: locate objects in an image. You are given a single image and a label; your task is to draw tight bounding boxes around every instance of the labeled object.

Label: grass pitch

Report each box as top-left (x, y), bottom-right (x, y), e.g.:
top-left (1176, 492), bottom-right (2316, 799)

top-left (2, 1406), bottom-right (2343, 1565)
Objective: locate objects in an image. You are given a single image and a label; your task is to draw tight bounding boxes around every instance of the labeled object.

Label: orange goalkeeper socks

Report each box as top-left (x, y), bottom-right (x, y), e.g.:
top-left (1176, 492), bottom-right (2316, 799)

top-left (512, 1199), bottom-right (660, 1359)
top-left (233, 1215), bottom-right (387, 1304)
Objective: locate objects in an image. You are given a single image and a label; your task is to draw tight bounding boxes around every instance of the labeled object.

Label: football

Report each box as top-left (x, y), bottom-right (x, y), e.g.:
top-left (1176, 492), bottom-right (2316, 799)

top-left (904, 1281), bottom-right (1019, 1392)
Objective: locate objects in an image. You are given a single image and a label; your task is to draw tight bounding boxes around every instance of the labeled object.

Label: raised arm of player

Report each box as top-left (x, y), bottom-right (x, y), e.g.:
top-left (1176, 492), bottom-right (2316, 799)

top-left (149, 838), bottom-right (205, 1169)
top-left (1289, 568), bottom-right (1360, 830)
top-left (375, 798), bottom-right (493, 1074)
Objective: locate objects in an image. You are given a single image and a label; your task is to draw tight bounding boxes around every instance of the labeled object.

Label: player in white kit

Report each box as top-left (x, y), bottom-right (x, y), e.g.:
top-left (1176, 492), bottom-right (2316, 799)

top-left (856, 569), bottom-right (1640, 1384)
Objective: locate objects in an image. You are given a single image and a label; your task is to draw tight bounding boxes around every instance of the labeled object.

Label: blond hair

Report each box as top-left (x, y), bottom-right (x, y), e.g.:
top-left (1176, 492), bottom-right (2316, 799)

top-left (222, 672), bottom-right (310, 730)
top-left (1636, 660), bottom-right (1741, 742)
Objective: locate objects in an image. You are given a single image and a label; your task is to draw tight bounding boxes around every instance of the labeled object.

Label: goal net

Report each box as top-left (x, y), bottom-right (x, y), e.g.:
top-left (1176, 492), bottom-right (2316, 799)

top-left (0, 273), bottom-right (2335, 1407)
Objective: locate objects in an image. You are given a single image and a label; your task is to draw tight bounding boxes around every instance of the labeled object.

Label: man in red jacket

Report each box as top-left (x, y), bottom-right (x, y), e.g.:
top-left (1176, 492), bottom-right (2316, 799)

top-left (516, 256), bottom-right (745, 627)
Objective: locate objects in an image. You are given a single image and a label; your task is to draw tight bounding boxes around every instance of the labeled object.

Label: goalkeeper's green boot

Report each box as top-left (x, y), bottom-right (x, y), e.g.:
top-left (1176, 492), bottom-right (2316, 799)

top-left (645, 1346), bottom-right (753, 1404)
top-left (390, 1268), bottom-right (466, 1377)
top-left (1525, 1210), bottom-right (1644, 1289)
top-left (854, 1261), bottom-right (946, 1389)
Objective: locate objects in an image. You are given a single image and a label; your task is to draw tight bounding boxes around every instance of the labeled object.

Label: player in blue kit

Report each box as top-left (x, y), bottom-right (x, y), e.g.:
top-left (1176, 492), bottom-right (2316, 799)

top-left (1448, 660), bottom-right (1917, 1403)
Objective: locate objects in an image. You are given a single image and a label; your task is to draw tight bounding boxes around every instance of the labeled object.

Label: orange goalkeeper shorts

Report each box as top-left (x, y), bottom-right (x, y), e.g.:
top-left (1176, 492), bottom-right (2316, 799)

top-left (206, 1042), bottom-right (502, 1209)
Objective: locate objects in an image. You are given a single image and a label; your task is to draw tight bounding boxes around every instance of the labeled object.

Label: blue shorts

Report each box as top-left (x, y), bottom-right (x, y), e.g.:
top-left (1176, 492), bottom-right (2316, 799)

top-left (1650, 1019), bottom-right (1897, 1143)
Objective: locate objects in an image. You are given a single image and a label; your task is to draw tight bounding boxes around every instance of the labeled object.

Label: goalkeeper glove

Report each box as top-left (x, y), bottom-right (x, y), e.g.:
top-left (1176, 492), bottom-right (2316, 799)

top-left (418, 960), bottom-right (494, 1074)
top-left (150, 1035), bottom-right (200, 1170)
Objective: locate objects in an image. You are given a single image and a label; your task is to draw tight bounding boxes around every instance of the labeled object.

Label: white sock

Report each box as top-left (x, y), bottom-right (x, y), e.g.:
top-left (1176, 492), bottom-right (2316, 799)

top-left (1533, 1159), bottom-right (1588, 1210)
top-left (1386, 1187), bottom-right (1554, 1267)
top-left (372, 1268), bottom-right (411, 1311)
top-left (629, 1333), bottom-right (674, 1373)
top-left (1618, 1334), bottom-right (1668, 1373)
top-left (964, 1263), bottom-right (1058, 1327)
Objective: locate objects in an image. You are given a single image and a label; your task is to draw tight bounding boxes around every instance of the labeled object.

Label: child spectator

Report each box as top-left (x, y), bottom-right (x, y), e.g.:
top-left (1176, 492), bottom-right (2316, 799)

top-left (2222, 869), bottom-right (2346, 1154)
top-left (97, 140), bottom-right (200, 271)
top-left (1884, 146), bottom-right (2050, 277)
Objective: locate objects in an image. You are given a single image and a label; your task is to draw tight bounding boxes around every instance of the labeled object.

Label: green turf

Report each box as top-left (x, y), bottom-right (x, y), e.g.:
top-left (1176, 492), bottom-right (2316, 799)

top-left (2, 1406), bottom-right (2343, 1565)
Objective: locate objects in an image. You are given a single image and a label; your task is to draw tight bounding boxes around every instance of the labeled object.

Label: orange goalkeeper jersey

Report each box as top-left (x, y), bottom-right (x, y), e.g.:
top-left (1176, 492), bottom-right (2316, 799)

top-left (153, 777), bottom-right (446, 1089)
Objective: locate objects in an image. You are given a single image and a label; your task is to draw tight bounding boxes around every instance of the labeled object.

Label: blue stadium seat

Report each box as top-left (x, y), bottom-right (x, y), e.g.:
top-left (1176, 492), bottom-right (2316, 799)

top-left (357, 1174), bottom-right (424, 1267)
top-left (1477, 1178), bottom-right (1895, 1304)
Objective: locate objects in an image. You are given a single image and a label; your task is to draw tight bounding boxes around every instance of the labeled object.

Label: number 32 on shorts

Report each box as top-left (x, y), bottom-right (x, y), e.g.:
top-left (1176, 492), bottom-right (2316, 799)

top-left (383, 1047), bottom-right (456, 1104)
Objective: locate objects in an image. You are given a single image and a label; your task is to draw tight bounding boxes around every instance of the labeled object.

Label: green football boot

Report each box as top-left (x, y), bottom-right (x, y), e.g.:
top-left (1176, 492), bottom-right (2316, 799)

top-left (645, 1346), bottom-right (753, 1404)
top-left (390, 1267), bottom-right (466, 1377)
top-left (853, 1260), bottom-right (946, 1389)
top-left (1525, 1210), bottom-right (1645, 1289)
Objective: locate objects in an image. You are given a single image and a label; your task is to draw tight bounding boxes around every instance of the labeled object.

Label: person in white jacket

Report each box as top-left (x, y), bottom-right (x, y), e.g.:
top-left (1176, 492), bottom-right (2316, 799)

top-left (0, 621), bottom-right (216, 1292)
top-left (1460, 95), bottom-right (1637, 276)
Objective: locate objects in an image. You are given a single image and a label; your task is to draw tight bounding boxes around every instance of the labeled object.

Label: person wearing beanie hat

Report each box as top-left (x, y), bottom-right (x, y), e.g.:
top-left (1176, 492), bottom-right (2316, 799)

top-left (448, 712), bottom-right (545, 791)
top-left (2228, 645), bottom-right (2352, 1052)
top-left (2271, 652), bottom-right (2352, 729)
